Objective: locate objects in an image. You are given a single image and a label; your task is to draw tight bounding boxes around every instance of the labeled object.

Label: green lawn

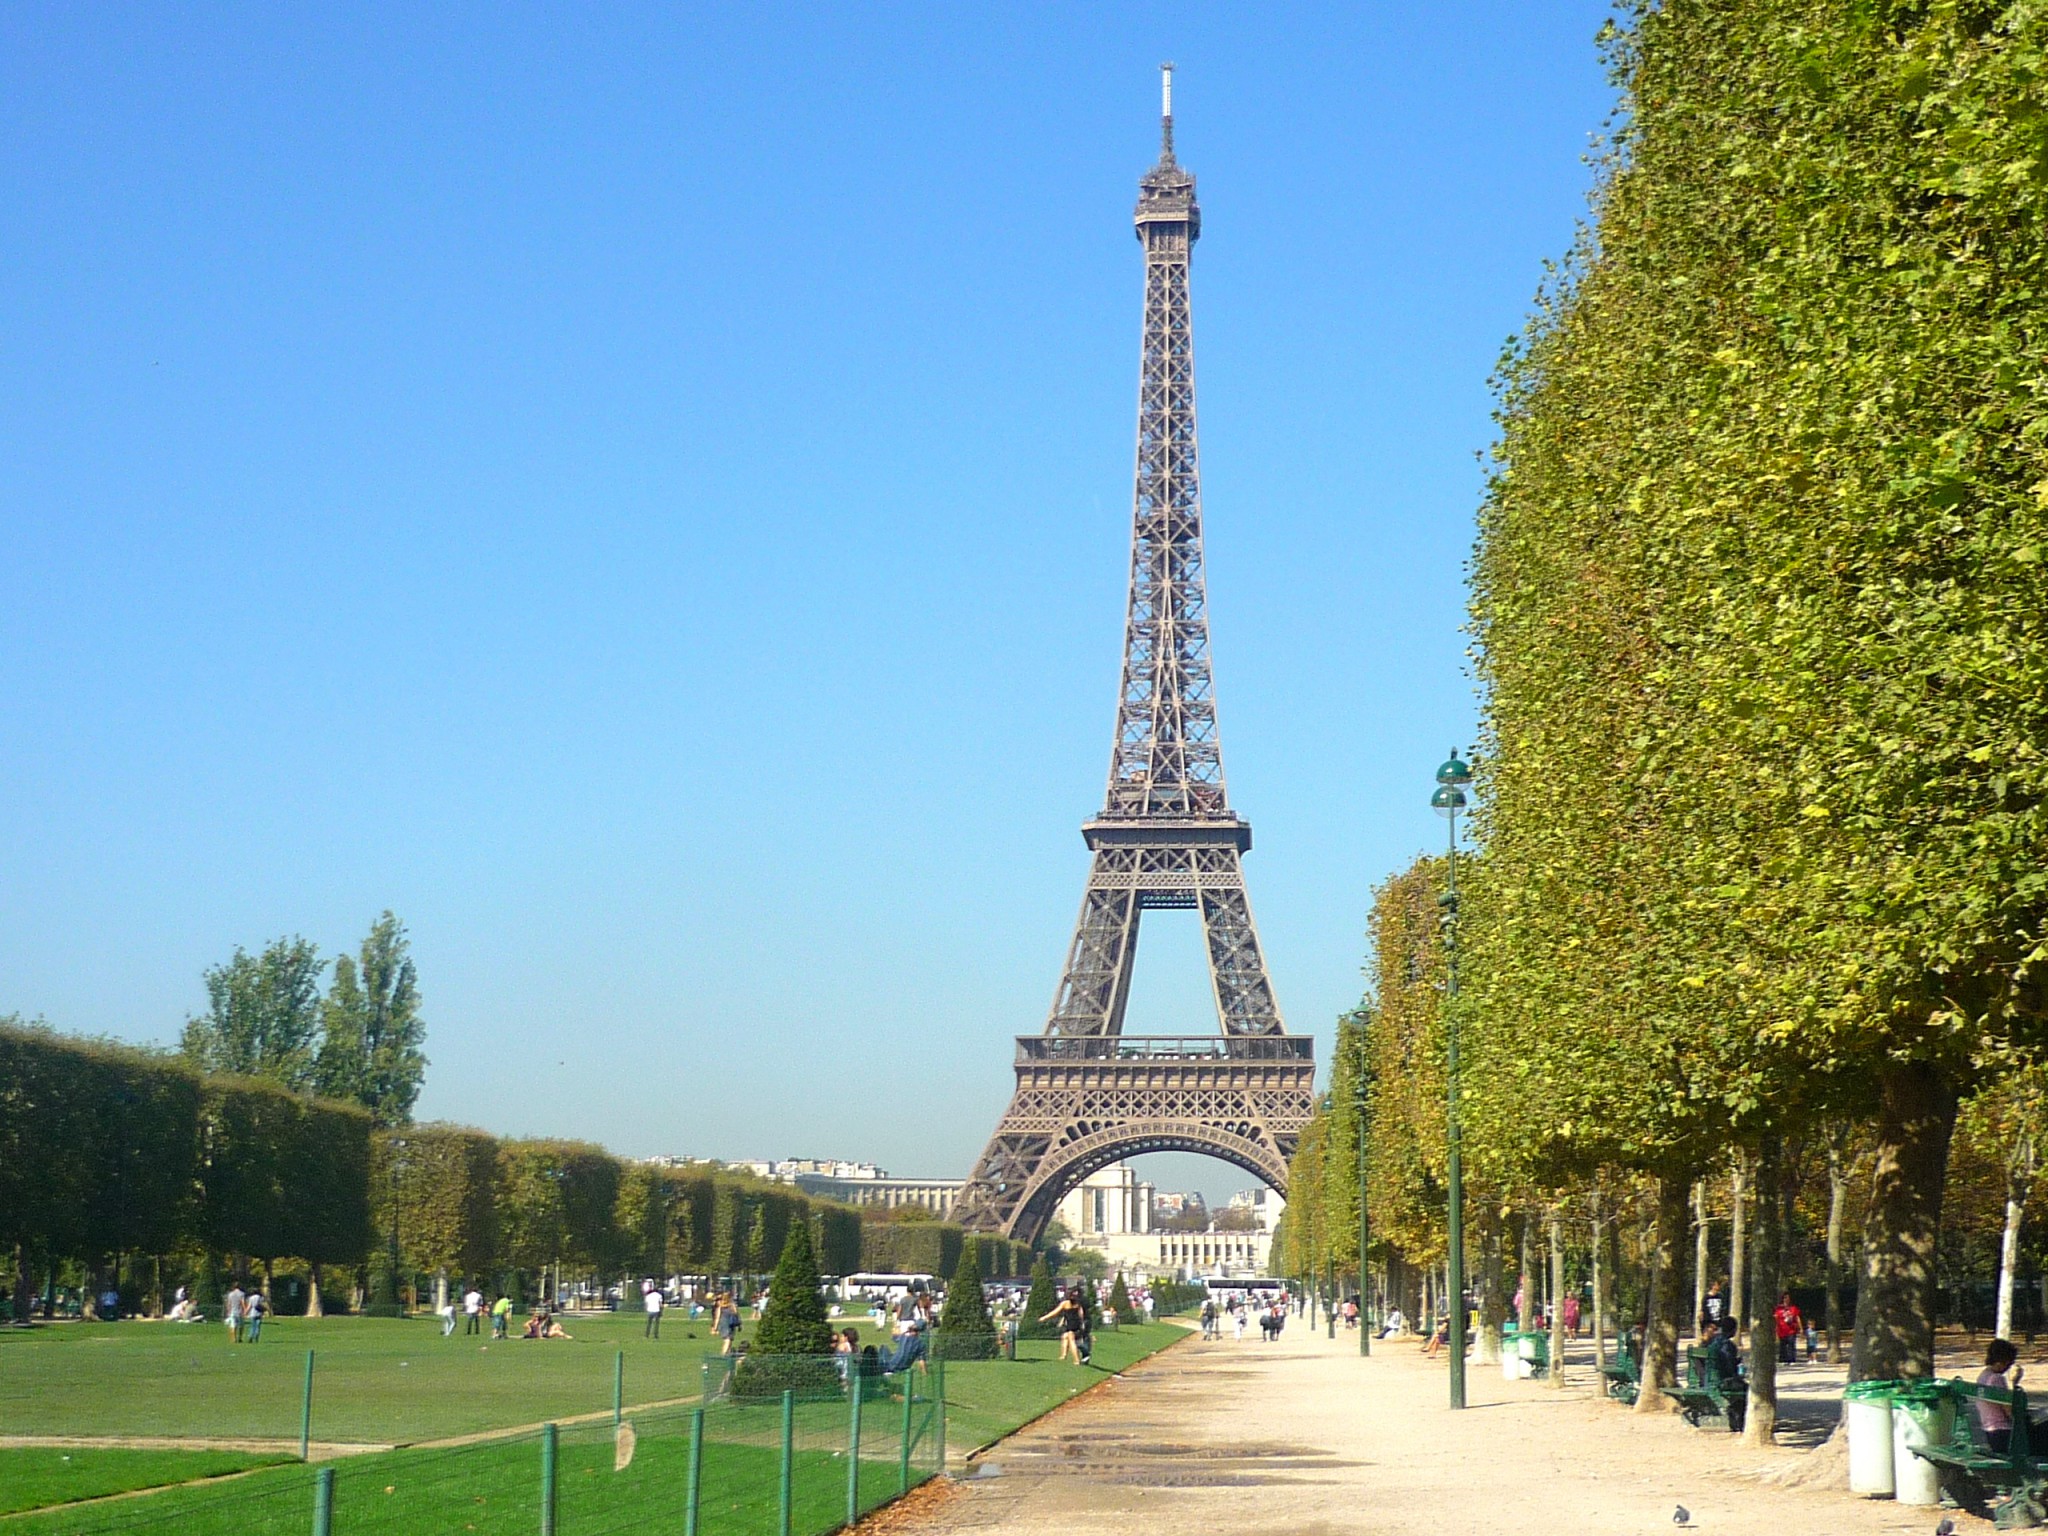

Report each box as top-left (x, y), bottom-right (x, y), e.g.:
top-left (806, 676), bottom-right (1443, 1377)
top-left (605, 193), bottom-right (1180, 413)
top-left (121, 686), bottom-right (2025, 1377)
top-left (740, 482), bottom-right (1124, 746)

top-left (0, 1313), bottom-right (750, 1444)
top-left (0, 1320), bottom-right (1188, 1533)
top-left (0, 1449), bottom-right (288, 1516)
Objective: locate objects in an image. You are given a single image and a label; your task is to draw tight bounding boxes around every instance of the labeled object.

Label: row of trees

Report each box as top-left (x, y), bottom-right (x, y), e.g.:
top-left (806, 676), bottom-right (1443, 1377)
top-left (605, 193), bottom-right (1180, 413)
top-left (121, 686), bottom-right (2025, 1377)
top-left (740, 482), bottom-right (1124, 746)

top-left (1282, 0), bottom-right (2048, 1444)
top-left (1, 1019), bottom-right (372, 1318)
top-left (3, 1017), bottom-right (1031, 1320)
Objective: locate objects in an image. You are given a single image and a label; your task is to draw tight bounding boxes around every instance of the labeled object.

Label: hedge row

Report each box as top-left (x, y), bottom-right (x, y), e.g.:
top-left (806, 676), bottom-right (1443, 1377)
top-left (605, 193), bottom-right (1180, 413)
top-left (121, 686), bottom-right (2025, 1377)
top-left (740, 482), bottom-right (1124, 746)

top-left (856, 1220), bottom-right (1027, 1282)
top-left (3, 1020), bottom-right (1029, 1310)
top-left (374, 1127), bottom-right (870, 1287)
top-left (1, 1021), bottom-right (372, 1310)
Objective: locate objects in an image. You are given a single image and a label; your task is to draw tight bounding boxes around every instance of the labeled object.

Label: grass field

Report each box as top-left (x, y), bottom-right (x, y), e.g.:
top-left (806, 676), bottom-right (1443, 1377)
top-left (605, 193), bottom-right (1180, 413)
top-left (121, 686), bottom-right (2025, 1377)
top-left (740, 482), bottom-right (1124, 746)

top-left (0, 1449), bottom-right (288, 1516)
top-left (0, 1317), bottom-right (1187, 1532)
top-left (0, 1313), bottom-right (747, 1444)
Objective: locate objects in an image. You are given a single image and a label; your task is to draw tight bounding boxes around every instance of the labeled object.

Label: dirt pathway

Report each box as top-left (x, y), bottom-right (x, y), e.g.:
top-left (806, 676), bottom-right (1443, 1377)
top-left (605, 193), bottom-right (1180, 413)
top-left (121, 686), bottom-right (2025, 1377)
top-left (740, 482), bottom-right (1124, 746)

top-left (913, 1322), bottom-right (1946, 1536)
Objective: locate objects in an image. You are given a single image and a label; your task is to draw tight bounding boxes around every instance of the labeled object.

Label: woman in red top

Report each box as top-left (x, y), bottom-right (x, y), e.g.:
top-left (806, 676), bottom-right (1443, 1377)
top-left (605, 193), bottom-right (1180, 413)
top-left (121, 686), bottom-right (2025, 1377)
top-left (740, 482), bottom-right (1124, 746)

top-left (1772, 1292), bottom-right (1804, 1365)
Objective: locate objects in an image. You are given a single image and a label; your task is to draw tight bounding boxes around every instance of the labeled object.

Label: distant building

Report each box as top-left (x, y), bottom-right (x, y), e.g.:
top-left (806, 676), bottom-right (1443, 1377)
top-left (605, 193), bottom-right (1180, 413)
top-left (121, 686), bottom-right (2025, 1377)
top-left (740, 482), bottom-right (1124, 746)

top-left (1059, 1162), bottom-right (1280, 1280)
top-left (792, 1173), bottom-right (963, 1214)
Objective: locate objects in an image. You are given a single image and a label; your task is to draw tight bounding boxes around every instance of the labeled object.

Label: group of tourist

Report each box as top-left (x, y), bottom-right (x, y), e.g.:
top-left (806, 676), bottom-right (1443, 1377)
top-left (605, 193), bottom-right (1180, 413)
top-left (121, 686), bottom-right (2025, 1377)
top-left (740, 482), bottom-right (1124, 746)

top-left (1196, 1290), bottom-right (1293, 1344)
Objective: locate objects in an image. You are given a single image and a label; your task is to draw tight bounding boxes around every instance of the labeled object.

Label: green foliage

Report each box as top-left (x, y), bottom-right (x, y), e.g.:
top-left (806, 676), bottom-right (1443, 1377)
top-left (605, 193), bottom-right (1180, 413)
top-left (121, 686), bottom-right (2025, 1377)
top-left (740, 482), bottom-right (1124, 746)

top-left (375, 1125), bottom-right (496, 1282)
top-left (857, 1220), bottom-right (964, 1277)
top-left (1018, 1257), bottom-right (1060, 1339)
top-left (1107, 1271), bottom-right (1132, 1319)
top-left (0, 1022), bottom-right (203, 1277)
top-left (940, 1237), bottom-right (995, 1337)
top-left (313, 913), bottom-right (427, 1128)
top-left (751, 1218), bottom-right (833, 1358)
top-left (179, 938), bottom-right (326, 1092)
top-left (494, 1139), bottom-right (620, 1276)
top-left (812, 1205), bottom-right (864, 1277)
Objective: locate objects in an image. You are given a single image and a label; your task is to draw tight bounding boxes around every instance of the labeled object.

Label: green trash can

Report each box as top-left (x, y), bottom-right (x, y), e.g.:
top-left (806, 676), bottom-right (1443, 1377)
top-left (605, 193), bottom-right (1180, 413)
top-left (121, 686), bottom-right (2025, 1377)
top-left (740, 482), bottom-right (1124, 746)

top-left (1844, 1378), bottom-right (1901, 1496)
top-left (1891, 1381), bottom-right (1956, 1507)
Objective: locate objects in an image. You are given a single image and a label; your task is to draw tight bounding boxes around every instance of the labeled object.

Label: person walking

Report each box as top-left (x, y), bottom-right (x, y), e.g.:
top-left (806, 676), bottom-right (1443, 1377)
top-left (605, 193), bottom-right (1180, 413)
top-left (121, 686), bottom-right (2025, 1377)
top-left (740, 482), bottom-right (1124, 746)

top-left (1231, 1303), bottom-right (1247, 1342)
top-left (716, 1293), bottom-right (742, 1355)
top-left (224, 1283), bottom-right (246, 1344)
top-left (643, 1280), bottom-right (664, 1339)
top-left (491, 1293), bottom-right (512, 1339)
top-left (1562, 1290), bottom-right (1581, 1337)
top-left (463, 1284), bottom-right (484, 1336)
top-left (243, 1289), bottom-right (265, 1343)
top-left (1041, 1288), bottom-right (1087, 1364)
top-left (1772, 1292), bottom-right (1804, 1366)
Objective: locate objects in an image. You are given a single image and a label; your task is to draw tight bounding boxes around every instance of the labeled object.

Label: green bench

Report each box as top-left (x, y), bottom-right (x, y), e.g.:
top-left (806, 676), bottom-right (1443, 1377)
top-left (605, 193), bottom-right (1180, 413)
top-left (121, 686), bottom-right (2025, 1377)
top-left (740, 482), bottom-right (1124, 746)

top-left (1911, 1379), bottom-right (2048, 1529)
top-left (1662, 1346), bottom-right (1746, 1430)
top-left (1600, 1341), bottom-right (1640, 1406)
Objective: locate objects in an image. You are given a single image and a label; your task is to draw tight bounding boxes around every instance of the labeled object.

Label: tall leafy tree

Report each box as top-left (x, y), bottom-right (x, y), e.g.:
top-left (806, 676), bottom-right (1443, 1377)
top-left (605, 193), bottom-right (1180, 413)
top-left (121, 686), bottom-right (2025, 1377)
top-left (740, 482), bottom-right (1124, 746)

top-left (180, 938), bottom-right (326, 1090)
top-left (315, 912), bottom-right (427, 1127)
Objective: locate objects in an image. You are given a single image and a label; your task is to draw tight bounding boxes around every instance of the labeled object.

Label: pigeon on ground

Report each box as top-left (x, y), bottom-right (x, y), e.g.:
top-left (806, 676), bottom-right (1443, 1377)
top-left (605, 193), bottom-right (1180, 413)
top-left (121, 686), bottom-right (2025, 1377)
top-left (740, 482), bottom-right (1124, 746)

top-left (1936, 1520), bottom-right (1956, 1536)
top-left (1673, 1507), bottom-right (1691, 1528)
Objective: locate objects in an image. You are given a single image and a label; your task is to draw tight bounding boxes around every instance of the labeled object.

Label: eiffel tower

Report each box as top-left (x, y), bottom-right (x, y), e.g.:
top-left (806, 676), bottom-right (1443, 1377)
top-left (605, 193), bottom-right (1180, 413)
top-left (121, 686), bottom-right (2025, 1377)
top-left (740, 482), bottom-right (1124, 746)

top-left (951, 67), bottom-right (1315, 1243)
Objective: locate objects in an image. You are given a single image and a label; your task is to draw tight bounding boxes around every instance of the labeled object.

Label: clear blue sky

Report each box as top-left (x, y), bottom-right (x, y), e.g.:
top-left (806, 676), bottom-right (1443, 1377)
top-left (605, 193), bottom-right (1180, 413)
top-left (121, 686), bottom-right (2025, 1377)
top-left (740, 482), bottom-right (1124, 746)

top-left (1, 4), bottom-right (1612, 1201)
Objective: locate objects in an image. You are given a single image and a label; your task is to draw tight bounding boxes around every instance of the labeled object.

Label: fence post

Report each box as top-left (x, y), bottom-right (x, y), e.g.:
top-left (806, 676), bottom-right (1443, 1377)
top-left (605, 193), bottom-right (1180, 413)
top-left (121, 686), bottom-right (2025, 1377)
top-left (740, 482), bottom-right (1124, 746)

top-left (540, 1422), bottom-right (558, 1536)
top-left (311, 1464), bottom-right (334, 1536)
top-left (685, 1407), bottom-right (704, 1536)
top-left (935, 1359), bottom-right (947, 1474)
top-left (778, 1389), bottom-right (795, 1536)
top-left (846, 1376), bottom-right (863, 1526)
top-left (899, 1375), bottom-right (914, 1494)
top-left (300, 1349), bottom-right (315, 1461)
top-left (614, 1349), bottom-right (624, 1427)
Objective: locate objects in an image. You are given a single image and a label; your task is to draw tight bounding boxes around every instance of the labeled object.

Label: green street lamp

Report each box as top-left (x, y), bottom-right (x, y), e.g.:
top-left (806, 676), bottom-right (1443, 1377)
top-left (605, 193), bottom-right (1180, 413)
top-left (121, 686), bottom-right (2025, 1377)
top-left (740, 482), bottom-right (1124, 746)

top-left (1434, 749), bottom-right (1472, 1410)
top-left (1357, 1066), bottom-right (1371, 1358)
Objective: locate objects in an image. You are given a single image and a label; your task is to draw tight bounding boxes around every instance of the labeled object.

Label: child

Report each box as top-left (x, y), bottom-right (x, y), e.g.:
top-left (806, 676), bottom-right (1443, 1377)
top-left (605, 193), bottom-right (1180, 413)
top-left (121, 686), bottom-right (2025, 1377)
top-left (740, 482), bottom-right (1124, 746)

top-left (1976, 1339), bottom-right (2024, 1453)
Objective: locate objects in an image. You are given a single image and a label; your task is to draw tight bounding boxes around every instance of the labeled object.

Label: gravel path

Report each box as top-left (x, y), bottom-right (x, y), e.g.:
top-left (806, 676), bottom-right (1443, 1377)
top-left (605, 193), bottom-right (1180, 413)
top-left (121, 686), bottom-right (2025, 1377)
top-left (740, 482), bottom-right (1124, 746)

top-left (910, 1321), bottom-right (1949, 1536)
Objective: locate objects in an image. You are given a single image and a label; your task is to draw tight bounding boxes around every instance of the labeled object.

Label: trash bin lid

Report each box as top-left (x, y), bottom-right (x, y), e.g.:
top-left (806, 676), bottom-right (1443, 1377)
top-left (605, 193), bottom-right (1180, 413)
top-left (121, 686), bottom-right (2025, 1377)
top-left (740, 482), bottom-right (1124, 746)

top-left (1891, 1380), bottom-right (1951, 1405)
top-left (1843, 1378), bottom-right (1903, 1402)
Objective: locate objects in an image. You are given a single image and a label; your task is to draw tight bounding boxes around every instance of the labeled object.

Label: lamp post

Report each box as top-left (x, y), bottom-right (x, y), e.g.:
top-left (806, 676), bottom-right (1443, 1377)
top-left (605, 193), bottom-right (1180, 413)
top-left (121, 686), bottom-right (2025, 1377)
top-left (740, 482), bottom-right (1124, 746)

top-left (1433, 749), bottom-right (1473, 1410)
top-left (1357, 1068), bottom-right (1370, 1358)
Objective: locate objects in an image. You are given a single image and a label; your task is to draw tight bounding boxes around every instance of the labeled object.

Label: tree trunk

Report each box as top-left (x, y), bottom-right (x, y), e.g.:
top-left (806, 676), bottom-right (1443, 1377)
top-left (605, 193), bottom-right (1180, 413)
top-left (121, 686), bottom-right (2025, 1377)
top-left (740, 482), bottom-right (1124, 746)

top-left (1826, 1137), bottom-right (1848, 1364)
top-left (1851, 1059), bottom-right (1960, 1382)
top-left (1744, 1136), bottom-right (1783, 1445)
top-left (1548, 1213), bottom-right (1568, 1387)
top-left (1517, 1214), bottom-right (1536, 1331)
top-left (1693, 1180), bottom-right (1710, 1340)
top-left (10, 1244), bottom-right (33, 1327)
top-left (307, 1264), bottom-right (325, 1319)
top-left (1997, 1142), bottom-right (2032, 1342)
top-left (1592, 1205), bottom-right (1610, 1369)
top-left (1729, 1155), bottom-right (1748, 1346)
top-left (1477, 1212), bottom-right (1505, 1364)
top-left (1636, 1171), bottom-right (1689, 1412)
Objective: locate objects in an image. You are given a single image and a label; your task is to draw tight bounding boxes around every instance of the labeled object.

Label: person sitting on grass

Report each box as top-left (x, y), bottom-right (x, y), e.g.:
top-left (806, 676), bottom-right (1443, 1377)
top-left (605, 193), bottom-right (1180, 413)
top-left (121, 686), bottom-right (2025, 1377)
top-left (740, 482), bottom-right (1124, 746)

top-left (1977, 1339), bottom-right (2024, 1453)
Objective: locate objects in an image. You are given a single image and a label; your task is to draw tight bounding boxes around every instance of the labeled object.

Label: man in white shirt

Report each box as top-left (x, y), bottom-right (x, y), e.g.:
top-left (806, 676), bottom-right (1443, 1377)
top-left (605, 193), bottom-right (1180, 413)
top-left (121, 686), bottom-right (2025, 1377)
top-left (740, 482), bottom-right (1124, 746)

top-left (643, 1280), bottom-right (664, 1340)
top-left (463, 1285), bottom-right (484, 1336)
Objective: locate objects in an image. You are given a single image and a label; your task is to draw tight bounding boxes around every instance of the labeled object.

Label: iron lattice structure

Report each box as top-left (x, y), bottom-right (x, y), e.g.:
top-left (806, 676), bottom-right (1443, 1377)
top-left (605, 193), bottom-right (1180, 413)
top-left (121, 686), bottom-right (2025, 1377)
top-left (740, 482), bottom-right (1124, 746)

top-left (951, 70), bottom-right (1315, 1243)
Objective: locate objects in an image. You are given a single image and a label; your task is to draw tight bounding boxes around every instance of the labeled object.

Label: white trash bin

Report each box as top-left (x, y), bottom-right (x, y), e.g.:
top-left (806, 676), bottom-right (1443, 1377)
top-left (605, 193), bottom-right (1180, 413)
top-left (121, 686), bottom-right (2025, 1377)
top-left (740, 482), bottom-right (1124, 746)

top-left (1844, 1380), bottom-right (1896, 1497)
top-left (1891, 1387), bottom-right (1955, 1507)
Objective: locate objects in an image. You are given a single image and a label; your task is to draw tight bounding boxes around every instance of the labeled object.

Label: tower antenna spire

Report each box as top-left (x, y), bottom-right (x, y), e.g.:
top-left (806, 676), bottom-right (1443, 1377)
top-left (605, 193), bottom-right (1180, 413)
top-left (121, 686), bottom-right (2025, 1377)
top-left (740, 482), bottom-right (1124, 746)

top-left (1160, 61), bottom-right (1175, 160)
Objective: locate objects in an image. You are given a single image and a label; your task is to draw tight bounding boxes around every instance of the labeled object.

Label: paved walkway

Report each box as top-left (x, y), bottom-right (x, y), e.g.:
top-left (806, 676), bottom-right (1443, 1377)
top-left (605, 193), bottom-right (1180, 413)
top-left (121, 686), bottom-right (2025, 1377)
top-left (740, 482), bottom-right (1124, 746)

top-left (910, 1321), bottom-right (1943, 1536)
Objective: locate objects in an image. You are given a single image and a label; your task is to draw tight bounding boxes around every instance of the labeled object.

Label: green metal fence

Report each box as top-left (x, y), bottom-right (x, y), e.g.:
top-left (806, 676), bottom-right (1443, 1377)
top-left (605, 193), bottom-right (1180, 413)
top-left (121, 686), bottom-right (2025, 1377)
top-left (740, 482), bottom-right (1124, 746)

top-left (4, 1360), bottom-right (946, 1536)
